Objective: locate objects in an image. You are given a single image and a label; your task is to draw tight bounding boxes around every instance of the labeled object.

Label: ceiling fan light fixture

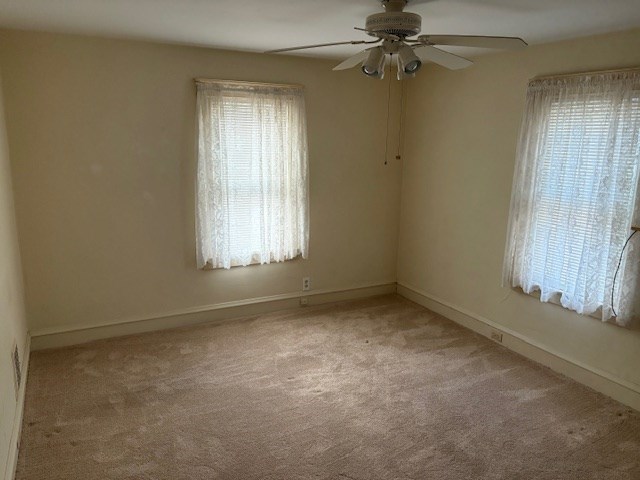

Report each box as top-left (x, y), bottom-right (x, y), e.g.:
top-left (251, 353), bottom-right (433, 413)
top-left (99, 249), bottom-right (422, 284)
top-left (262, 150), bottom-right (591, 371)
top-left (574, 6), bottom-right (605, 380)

top-left (396, 55), bottom-right (415, 80)
top-left (361, 47), bottom-right (386, 79)
top-left (266, 0), bottom-right (526, 81)
top-left (398, 44), bottom-right (422, 75)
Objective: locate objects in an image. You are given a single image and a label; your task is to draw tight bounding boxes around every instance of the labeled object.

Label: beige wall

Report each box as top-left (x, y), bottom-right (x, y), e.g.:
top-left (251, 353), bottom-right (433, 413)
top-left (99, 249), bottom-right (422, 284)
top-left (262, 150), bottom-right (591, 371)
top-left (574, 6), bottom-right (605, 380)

top-left (0, 70), bottom-right (28, 480)
top-left (0, 30), bottom-right (403, 334)
top-left (2, 25), bottom-right (640, 407)
top-left (398, 29), bottom-right (640, 390)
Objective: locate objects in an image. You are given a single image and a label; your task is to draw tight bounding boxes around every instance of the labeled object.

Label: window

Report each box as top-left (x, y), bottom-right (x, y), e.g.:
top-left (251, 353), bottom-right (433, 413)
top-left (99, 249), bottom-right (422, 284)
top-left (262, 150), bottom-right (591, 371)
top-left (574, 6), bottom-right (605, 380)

top-left (503, 71), bottom-right (640, 326)
top-left (195, 80), bottom-right (309, 269)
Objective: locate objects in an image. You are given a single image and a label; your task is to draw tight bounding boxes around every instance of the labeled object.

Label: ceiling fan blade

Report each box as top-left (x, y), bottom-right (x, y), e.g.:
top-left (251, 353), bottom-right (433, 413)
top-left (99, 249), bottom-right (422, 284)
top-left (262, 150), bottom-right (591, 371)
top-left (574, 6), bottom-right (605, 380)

top-left (421, 34), bottom-right (528, 50)
top-left (413, 45), bottom-right (473, 70)
top-left (333, 49), bottom-right (371, 71)
top-left (265, 40), bottom-right (371, 54)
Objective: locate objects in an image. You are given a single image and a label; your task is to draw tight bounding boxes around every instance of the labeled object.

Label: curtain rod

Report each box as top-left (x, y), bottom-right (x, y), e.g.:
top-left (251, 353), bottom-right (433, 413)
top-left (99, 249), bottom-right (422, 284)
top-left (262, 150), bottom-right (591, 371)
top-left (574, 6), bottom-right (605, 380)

top-left (532, 66), bottom-right (640, 81)
top-left (194, 78), bottom-right (303, 89)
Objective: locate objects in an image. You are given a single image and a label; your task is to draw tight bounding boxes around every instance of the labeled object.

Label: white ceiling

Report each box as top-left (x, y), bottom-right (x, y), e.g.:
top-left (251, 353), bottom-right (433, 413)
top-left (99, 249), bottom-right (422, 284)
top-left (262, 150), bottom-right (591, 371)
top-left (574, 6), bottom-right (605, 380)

top-left (0, 0), bottom-right (639, 60)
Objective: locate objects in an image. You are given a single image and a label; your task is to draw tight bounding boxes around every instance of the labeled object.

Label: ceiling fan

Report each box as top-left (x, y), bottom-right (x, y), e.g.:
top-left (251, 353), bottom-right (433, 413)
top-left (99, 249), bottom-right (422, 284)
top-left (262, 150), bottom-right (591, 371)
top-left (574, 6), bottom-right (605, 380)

top-left (266, 0), bottom-right (527, 80)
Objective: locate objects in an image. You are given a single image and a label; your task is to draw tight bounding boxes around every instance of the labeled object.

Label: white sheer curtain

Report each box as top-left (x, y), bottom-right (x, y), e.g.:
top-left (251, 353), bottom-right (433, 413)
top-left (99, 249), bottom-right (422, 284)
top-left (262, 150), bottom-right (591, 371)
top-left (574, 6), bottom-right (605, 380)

top-left (195, 80), bottom-right (309, 270)
top-left (503, 71), bottom-right (640, 326)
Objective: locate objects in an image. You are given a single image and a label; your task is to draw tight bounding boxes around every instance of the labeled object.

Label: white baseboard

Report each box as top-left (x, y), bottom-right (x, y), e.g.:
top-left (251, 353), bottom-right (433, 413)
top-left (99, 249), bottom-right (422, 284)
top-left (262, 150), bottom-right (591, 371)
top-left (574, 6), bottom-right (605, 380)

top-left (30, 283), bottom-right (397, 350)
top-left (4, 334), bottom-right (30, 480)
top-left (397, 282), bottom-right (640, 412)
top-left (29, 280), bottom-right (639, 411)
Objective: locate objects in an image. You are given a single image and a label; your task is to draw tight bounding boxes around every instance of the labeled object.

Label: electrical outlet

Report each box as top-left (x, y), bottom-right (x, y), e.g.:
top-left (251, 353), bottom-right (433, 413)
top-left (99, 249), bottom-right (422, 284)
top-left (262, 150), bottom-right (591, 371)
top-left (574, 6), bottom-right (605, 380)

top-left (490, 330), bottom-right (503, 343)
top-left (300, 297), bottom-right (309, 306)
top-left (302, 277), bottom-right (311, 291)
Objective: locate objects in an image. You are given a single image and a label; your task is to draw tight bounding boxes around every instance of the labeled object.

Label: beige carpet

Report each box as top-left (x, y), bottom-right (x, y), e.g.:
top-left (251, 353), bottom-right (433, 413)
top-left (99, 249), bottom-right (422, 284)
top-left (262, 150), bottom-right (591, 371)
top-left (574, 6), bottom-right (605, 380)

top-left (17, 295), bottom-right (640, 479)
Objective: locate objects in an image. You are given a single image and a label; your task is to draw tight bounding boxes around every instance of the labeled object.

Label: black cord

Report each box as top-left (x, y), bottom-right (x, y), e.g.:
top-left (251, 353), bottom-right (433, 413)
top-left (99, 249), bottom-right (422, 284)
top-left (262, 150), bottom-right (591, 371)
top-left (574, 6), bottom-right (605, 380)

top-left (611, 230), bottom-right (637, 317)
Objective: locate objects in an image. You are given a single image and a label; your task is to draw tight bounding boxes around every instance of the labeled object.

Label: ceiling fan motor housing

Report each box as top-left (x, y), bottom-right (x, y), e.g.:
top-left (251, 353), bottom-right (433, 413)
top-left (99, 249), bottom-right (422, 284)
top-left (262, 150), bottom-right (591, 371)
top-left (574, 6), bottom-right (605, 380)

top-left (365, 12), bottom-right (421, 38)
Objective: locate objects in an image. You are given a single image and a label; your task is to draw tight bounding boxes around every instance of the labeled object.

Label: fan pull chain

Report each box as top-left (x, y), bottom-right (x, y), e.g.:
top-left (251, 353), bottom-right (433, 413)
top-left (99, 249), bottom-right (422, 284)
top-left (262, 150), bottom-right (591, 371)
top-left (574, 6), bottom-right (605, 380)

top-left (384, 54), bottom-right (393, 165)
top-left (396, 78), bottom-right (405, 161)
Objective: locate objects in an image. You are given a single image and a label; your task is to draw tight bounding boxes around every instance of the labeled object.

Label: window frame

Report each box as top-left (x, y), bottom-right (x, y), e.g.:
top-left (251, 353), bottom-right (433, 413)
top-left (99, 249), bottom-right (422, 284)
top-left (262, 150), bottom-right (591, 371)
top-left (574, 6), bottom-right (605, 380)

top-left (194, 79), bottom-right (309, 270)
top-left (503, 71), bottom-right (640, 325)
